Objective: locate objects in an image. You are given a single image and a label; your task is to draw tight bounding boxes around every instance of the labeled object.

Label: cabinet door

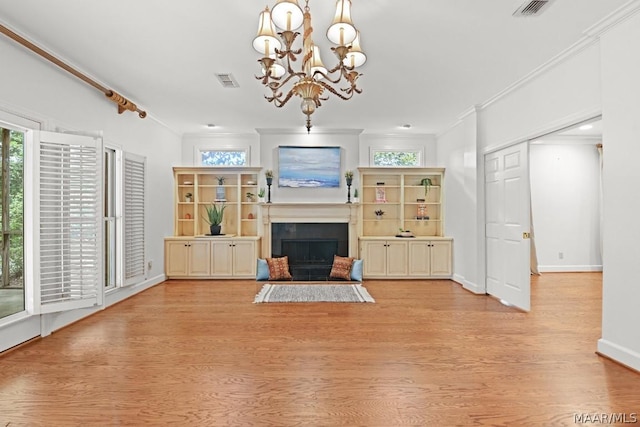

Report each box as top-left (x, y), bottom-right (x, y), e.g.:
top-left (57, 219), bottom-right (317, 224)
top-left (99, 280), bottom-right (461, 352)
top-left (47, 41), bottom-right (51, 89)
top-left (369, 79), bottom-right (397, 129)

top-left (165, 241), bottom-right (190, 276)
top-left (188, 240), bottom-right (211, 276)
top-left (211, 240), bottom-right (233, 276)
top-left (361, 241), bottom-right (388, 277)
top-left (386, 241), bottom-right (408, 276)
top-left (232, 240), bottom-right (257, 276)
top-left (408, 241), bottom-right (431, 277)
top-left (430, 240), bottom-right (452, 276)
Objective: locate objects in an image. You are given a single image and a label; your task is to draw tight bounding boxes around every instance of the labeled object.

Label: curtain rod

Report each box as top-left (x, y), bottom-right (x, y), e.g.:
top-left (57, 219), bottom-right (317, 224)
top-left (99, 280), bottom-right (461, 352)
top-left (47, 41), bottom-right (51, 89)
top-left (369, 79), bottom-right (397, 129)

top-left (0, 23), bottom-right (146, 119)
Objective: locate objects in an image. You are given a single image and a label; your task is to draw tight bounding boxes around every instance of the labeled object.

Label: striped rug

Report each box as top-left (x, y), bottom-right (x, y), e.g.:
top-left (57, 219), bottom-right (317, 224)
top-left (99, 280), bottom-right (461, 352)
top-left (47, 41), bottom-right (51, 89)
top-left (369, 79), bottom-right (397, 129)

top-left (254, 283), bottom-right (375, 303)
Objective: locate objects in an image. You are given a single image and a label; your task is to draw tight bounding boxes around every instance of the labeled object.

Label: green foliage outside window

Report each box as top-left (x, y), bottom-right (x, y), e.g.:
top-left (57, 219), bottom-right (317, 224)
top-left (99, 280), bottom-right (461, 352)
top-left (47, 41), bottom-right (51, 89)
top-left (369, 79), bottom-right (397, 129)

top-left (0, 129), bottom-right (24, 287)
top-left (373, 151), bottom-right (419, 167)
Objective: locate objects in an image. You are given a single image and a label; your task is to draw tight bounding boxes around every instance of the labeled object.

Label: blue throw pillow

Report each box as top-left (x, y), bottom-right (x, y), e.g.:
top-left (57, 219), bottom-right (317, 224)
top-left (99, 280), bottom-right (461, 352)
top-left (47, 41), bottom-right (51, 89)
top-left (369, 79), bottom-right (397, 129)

top-left (256, 258), bottom-right (269, 281)
top-left (351, 259), bottom-right (363, 282)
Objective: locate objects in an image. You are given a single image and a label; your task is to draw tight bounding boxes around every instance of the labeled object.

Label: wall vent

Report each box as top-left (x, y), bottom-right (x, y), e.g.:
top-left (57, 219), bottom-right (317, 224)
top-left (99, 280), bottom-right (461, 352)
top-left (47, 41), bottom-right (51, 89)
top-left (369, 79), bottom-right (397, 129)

top-left (513, 0), bottom-right (554, 17)
top-left (215, 73), bottom-right (239, 88)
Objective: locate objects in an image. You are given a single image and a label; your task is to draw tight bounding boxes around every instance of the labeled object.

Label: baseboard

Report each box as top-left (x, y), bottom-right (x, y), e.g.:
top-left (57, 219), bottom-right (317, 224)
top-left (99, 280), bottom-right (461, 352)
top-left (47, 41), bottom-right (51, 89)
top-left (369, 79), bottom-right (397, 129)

top-left (538, 265), bottom-right (603, 273)
top-left (453, 274), bottom-right (484, 294)
top-left (597, 338), bottom-right (640, 373)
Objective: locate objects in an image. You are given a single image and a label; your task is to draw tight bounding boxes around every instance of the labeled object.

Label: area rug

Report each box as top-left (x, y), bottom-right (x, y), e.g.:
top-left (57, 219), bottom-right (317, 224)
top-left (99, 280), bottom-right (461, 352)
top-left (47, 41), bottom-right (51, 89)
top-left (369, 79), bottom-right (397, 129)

top-left (254, 283), bottom-right (375, 303)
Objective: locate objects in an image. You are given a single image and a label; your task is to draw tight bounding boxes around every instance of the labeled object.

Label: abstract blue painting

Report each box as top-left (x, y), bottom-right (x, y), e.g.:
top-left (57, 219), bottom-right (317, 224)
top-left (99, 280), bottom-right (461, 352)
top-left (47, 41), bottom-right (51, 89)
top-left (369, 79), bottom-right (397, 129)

top-left (278, 146), bottom-right (341, 188)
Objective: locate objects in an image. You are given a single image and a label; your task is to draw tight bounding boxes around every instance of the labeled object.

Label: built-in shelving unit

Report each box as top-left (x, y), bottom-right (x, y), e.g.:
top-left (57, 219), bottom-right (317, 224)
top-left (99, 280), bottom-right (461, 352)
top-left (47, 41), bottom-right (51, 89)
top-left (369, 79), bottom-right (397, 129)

top-left (173, 167), bottom-right (262, 237)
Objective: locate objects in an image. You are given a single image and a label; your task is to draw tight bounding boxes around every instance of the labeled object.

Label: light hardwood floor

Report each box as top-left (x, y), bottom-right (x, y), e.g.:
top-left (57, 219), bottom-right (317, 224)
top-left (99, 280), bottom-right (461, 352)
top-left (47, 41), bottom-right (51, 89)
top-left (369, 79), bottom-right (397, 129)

top-left (1, 273), bottom-right (639, 426)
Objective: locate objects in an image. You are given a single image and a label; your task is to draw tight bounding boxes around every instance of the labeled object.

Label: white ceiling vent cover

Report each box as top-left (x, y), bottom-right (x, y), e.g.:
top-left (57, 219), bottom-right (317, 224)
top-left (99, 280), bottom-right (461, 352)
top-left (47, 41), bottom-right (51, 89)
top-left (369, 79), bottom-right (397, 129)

top-left (513, 0), bottom-right (555, 17)
top-left (215, 73), bottom-right (239, 88)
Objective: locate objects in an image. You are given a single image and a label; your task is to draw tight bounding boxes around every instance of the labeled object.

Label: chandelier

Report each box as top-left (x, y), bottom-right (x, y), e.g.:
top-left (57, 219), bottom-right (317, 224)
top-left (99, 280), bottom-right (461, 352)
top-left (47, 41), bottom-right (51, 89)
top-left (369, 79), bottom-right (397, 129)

top-left (253, 0), bottom-right (366, 133)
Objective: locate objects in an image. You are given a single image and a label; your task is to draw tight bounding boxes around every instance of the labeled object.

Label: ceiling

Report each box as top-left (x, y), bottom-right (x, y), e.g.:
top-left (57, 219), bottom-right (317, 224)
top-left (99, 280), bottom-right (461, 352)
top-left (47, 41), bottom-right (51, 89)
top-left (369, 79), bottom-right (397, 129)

top-left (0, 0), bottom-right (628, 136)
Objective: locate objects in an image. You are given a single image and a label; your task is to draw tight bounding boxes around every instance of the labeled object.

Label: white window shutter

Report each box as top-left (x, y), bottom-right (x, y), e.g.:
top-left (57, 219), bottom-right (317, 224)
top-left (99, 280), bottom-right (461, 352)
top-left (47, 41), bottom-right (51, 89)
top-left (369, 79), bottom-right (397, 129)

top-left (123, 152), bottom-right (146, 285)
top-left (37, 131), bottom-right (103, 314)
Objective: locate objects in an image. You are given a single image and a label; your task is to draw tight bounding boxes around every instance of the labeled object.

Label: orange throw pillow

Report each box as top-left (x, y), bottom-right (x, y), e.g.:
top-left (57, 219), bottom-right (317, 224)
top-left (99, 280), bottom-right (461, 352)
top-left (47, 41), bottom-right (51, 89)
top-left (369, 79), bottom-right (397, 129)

top-left (330, 255), bottom-right (354, 280)
top-left (266, 256), bottom-right (293, 281)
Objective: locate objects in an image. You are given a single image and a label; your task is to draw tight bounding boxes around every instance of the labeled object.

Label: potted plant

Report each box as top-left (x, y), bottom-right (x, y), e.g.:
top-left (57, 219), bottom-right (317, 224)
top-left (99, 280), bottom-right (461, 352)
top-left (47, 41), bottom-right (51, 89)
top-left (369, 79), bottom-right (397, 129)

top-left (204, 203), bottom-right (226, 235)
top-left (420, 177), bottom-right (433, 198)
top-left (374, 209), bottom-right (385, 219)
top-left (185, 192), bottom-right (193, 203)
top-left (353, 188), bottom-right (359, 203)
top-left (258, 187), bottom-right (266, 202)
top-left (344, 170), bottom-right (354, 185)
top-left (246, 192), bottom-right (255, 202)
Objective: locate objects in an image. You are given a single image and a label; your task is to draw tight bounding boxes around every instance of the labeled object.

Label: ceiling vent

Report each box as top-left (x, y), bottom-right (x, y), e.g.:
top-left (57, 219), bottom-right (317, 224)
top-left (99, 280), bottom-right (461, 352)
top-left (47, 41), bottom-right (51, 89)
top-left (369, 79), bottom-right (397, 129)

top-left (215, 73), bottom-right (239, 88)
top-left (513, 0), bottom-right (555, 17)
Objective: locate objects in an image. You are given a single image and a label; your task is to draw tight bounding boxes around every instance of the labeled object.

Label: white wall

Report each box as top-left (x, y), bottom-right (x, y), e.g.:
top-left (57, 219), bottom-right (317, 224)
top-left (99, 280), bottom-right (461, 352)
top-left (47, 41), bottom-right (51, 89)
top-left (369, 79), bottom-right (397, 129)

top-left (598, 10), bottom-right (640, 371)
top-left (0, 32), bottom-right (181, 350)
top-left (530, 142), bottom-right (602, 272)
top-left (437, 111), bottom-right (479, 292)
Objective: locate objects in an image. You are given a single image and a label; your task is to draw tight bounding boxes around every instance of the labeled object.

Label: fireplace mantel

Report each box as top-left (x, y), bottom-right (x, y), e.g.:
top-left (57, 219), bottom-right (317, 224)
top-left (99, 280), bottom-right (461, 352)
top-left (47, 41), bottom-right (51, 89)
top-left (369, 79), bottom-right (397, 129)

top-left (260, 203), bottom-right (359, 258)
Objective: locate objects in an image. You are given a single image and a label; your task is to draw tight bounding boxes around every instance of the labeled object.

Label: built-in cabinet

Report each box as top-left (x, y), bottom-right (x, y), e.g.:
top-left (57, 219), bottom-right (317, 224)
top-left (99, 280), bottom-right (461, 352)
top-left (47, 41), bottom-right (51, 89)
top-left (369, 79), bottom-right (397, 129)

top-left (167, 166), bottom-right (262, 279)
top-left (359, 237), bottom-right (452, 279)
top-left (164, 237), bottom-right (259, 279)
top-left (357, 167), bottom-right (452, 279)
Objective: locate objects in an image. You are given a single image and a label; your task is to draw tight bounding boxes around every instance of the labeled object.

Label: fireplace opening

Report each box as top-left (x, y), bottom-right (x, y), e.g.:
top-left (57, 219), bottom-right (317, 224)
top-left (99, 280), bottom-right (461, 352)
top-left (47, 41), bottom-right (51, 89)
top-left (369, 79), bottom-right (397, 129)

top-left (272, 223), bottom-right (348, 280)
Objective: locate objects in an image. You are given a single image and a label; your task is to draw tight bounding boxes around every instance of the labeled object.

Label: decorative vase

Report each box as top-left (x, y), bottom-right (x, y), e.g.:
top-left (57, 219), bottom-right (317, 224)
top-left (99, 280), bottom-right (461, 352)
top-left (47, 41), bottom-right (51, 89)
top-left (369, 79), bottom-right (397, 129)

top-left (376, 214), bottom-right (383, 220)
top-left (210, 224), bottom-right (221, 235)
top-left (216, 186), bottom-right (225, 201)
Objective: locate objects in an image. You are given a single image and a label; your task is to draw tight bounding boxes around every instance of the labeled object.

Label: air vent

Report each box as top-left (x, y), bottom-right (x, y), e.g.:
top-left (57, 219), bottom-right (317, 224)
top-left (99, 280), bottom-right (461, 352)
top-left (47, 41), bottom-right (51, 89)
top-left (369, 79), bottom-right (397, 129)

top-left (513, 0), bottom-right (554, 17)
top-left (215, 73), bottom-right (239, 88)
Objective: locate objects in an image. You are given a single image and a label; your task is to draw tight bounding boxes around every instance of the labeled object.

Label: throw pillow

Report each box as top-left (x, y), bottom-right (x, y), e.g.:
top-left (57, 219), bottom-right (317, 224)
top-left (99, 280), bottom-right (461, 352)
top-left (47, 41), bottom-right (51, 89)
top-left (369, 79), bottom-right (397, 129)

top-left (256, 258), bottom-right (269, 281)
top-left (330, 255), bottom-right (354, 281)
top-left (266, 256), bottom-right (292, 281)
top-left (350, 259), bottom-right (363, 282)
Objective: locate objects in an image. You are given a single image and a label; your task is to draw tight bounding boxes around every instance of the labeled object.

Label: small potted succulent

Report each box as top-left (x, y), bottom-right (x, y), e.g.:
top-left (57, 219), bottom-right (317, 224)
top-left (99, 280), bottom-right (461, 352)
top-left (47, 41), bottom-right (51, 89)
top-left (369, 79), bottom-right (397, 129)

top-left (246, 192), bottom-right (255, 202)
top-left (353, 188), bottom-right (359, 203)
top-left (185, 192), bottom-right (193, 203)
top-left (374, 209), bottom-right (385, 219)
top-left (258, 188), bottom-right (266, 202)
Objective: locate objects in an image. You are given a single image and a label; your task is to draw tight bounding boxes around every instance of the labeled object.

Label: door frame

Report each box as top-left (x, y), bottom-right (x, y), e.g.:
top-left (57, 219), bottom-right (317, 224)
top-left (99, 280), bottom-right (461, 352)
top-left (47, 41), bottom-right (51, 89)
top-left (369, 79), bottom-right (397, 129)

top-left (478, 110), bottom-right (603, 297)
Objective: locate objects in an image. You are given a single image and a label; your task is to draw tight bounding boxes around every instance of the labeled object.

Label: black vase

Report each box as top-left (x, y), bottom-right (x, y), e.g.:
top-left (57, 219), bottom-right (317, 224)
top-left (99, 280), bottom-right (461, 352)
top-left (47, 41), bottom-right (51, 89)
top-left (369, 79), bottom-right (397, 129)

top-left (210, 224), bottom-right (221, 235)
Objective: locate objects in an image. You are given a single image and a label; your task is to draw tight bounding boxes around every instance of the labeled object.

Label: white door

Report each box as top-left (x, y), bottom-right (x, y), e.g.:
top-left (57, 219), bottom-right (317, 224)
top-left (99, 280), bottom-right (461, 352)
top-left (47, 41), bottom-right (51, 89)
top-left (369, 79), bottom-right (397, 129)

top-left (485, 142), bottom-right (531, 311)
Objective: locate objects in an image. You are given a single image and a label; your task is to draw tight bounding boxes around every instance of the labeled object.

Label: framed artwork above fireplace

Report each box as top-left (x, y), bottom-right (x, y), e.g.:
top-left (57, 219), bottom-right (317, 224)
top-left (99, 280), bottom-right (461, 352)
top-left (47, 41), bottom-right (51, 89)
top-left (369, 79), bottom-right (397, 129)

top-left (278, 146), bottom-right (341, 188)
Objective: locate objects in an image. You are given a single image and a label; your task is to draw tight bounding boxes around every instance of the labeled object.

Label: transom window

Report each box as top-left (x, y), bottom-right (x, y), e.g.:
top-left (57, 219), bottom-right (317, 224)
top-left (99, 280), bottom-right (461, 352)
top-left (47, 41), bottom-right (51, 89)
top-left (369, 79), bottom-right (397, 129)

top-left (200, 149), bottom-right (248, 166)
top-left (372, 149), bottom-right (422, 167)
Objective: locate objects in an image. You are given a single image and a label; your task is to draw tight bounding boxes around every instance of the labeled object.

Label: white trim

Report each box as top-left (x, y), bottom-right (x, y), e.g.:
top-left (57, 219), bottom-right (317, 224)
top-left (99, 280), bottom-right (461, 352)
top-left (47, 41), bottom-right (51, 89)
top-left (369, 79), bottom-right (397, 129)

top-left (256, 128), bottom-right (363, 135)
top-left (538, 265), bottom-right (603, 273)
top-left (584, 0), bottom-right (640, 38)
top-left (597, 338), bottom-right (640, 372)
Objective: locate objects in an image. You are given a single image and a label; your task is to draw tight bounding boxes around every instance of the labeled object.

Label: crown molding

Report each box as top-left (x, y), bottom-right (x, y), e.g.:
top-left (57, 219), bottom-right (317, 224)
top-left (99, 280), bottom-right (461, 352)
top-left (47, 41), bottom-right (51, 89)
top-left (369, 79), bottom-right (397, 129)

top-left (255, 128), bottom-right (364, 135)
top-left (584, 0), bottom-right (640, 38)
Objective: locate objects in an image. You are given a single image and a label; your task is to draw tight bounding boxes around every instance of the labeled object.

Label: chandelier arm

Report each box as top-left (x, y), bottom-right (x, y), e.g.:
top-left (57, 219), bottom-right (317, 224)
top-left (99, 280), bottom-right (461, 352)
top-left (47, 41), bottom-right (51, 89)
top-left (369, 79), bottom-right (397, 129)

top-left (317, 81), bottom-right (356, 101)
top-left (265, 89), bottom-right (297, 108)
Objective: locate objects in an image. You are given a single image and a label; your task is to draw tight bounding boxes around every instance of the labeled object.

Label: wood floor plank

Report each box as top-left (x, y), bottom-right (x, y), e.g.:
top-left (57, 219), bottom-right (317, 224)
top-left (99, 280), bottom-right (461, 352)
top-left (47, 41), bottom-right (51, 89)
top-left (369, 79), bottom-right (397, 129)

top-left (1, 273), bottom-right (639, 426)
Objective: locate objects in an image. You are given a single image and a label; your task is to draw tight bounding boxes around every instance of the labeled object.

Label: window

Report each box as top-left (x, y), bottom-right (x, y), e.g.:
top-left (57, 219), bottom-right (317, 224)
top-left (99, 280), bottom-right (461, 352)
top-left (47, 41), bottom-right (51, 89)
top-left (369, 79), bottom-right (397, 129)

top-left (200, 149), bottom-right (247, 166)
top-left (0, 127), bottom-right (24, 319)
top-left (371, 149), bottom-right (422, 167)
top-left (123, 152), bottom-right (145, 285)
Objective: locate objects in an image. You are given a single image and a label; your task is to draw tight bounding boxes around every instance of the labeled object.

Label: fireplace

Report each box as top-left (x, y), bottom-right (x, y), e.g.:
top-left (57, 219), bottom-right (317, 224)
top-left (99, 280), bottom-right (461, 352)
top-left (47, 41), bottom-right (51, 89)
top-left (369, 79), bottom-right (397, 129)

top-left (260, 203), bottom-right (359, 273)
top-left (272, 223), bottom-right (348, 280)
